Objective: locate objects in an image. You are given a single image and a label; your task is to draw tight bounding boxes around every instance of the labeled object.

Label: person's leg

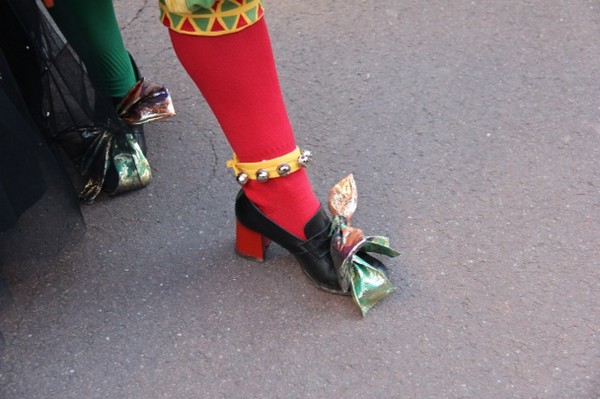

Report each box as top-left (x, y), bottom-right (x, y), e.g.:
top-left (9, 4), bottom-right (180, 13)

top-left (48, 0), bottom-right (136, 98)
top-left (169, 18), bottom-right (320, 240)
top-left (48, 0), bottom-right (147, 154)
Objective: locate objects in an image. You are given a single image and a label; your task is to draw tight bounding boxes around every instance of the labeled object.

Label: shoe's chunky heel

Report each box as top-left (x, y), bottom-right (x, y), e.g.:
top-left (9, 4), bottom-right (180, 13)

top-left (235, 220), bottom-right (271, 261)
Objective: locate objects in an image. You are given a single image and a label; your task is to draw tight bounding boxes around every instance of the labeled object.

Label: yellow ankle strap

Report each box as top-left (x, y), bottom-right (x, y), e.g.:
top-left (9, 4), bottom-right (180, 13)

top-left (226, 147), bottom-right (311, 185)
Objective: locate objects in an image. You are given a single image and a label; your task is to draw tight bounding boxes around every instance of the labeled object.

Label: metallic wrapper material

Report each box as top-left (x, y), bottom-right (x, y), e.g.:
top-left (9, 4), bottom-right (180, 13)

top-left (117, 78), bottom-right (175, 125)
top-left (328, 173), bottom-right (357, 219)
top-left (78, 128), bottom-right (112, 203)
top-left (79, 130), bottom-right (152, 203)
top-left (328, 174), bottom-right (400, 316)
top-left (59, 79), bottom-right (175, 203)
top-left (110, 132), bottom-right (152, 194)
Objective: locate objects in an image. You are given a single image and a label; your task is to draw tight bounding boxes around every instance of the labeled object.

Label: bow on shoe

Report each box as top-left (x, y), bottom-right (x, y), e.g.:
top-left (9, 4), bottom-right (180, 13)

top-left (328, 174), bottom-right (400, 316)
top-left (59, 78), bottom-right (175, 203)
top-left (78, 126), bottom-right (152, 203)
top-left (116, 78), bottom-right (175, 125)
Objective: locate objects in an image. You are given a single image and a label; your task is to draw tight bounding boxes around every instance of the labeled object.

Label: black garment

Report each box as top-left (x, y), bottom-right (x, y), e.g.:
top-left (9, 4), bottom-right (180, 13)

top-left (0, 53), bottom-right (47, 231)
top-left (0, 0), bottom-right (47, 231)
top-left (0, 0), bottom-right (104, 268)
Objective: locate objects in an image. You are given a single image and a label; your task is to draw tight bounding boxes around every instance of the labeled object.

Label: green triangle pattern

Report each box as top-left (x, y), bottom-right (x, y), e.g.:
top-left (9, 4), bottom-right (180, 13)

top-left (169, 12), bottom-right (183, 28)
top-left (244, 5), bottom-right (257, 21)
top-left (222, 15), bottom-right (238, 30)
top-left (191, 16), bottom-right (210, 31)
top-left (221, 1), bottom-right (239, 12)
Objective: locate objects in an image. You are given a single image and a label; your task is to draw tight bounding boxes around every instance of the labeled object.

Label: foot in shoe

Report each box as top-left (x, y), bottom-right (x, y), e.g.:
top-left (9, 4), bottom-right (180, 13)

top-left (235, 190), bottom-right (347, 295)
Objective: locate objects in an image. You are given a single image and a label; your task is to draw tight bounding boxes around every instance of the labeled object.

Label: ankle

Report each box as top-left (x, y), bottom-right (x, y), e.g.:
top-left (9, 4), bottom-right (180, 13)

top-left (242, 170), bottom-right (320, 240)
top-left (227, 147), bottom-right (321, 239)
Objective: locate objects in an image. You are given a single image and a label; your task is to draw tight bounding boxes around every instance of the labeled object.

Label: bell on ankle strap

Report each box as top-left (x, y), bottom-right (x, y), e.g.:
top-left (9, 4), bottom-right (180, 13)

top-left (227, 147), bottom-right (312, 185)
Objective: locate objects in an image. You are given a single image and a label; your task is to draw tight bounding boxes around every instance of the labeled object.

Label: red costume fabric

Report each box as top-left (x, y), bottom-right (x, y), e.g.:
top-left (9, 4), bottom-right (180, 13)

top-left (168, 17), bottom-right (320, 239)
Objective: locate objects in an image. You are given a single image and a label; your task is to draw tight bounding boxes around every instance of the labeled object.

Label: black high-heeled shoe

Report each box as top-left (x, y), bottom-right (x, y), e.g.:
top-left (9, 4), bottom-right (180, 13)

top-left (227, 149), bottom-right (396, 307)
top-left (235, 190), bottom-right (348, 295)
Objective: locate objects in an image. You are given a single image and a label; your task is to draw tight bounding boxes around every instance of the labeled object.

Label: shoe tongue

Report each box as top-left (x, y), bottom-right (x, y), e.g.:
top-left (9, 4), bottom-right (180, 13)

top-left (304, 208), bottom-right (330, 238)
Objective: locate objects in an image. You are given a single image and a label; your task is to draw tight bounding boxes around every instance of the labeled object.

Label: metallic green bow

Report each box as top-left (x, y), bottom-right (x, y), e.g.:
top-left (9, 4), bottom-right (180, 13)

top-left (78, 127), bottom-right (152, 203)
top-left (59, 78), bottom-right (175, 203)
top-left (328, 174), bottom-right (400, 316)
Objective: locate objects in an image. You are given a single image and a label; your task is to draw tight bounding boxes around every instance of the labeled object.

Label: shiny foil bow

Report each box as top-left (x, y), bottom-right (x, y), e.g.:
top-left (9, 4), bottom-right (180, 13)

top-left (117, 78), bottom-right (175, 125)
top-left (60, 78), bottom-right (175, 203)
top-left (78, 127), bottom-right (152, 203)
top-left (328, 174), bottom-right (400, 316)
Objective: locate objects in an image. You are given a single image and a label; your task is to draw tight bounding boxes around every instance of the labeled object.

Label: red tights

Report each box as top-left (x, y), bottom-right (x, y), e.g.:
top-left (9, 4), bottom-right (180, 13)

top-left (169, 19), bottom-right (319, 239)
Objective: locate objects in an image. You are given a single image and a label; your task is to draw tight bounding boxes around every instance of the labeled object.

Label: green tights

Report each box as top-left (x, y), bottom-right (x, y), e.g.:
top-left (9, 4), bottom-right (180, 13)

top-left (48, 0), bottom-right (137, 98)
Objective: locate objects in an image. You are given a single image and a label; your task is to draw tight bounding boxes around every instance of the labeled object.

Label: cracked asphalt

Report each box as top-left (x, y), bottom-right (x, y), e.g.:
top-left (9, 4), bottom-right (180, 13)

top-left (1, 1), bottom-right (600, 398)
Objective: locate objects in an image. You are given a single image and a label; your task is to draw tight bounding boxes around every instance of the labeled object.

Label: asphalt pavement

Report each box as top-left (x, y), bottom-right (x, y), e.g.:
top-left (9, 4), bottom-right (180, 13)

top-left (1, 1), bottom-right (599, 398)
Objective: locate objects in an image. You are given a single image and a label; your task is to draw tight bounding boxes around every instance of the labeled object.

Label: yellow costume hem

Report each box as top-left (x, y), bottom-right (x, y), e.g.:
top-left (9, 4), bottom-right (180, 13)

top-left (159, 0), bottom-right (264, 37)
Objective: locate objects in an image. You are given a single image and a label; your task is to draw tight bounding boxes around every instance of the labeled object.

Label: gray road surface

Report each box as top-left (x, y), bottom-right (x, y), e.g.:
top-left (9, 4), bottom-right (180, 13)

top-left (1, 1), bottom-right (599, 398)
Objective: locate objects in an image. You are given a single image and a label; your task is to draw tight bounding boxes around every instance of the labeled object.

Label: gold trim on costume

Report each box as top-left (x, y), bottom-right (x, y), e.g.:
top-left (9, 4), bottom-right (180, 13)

top-left (160, 0), bottom-right (264, 36)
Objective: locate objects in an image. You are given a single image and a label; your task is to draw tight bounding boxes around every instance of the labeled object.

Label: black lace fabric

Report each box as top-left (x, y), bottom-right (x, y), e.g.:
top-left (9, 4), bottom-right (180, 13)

top-left (0, 0), bottom-right (119, 279)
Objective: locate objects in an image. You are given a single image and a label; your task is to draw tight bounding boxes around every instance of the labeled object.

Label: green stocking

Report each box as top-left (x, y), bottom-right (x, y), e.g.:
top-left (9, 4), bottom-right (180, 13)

top-left (48, 0), bottom-right (137, 98)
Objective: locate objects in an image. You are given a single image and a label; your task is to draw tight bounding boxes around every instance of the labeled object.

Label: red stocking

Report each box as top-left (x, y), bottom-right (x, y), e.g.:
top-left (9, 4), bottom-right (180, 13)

top-left (169, 19), bottom-right (319, 239)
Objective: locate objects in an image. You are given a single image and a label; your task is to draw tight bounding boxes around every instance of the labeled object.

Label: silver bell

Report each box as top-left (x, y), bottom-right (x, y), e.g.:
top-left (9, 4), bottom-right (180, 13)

top-left (236, 173), bottom-right (249, 186)
top-left (298, 150), bottom-right (312, 167)
top-left (276, 163), bottom-right (291, 176)
top-left (256, 169), bottom-right (269, 182)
